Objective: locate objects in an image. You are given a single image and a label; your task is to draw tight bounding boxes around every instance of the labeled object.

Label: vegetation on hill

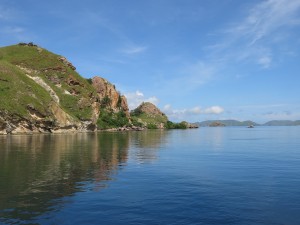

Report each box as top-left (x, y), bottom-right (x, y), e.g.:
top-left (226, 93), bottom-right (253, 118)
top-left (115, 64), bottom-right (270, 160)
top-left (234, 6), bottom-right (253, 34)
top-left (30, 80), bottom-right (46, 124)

top-left (0, 43), bottom-right (198, 134)
top-left (0, 44), bottom-right (97, 121)
top-left (130, 102), bottom-right (195, 129)
top-left (130, 102), bottom-right (168, 129)
top-left (0, 60), bottom-right (52, 117)
top-left (0, 43), bottom-right (132, 133)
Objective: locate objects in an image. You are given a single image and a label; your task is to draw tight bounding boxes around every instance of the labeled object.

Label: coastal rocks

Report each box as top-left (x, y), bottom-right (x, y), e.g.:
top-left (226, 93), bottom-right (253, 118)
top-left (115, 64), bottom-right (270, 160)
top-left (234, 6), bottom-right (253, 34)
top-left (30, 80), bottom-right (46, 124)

top-left (0, 111), bottom-right (50, 134)
top-left (0, 113), bottom-right (96, 135)
top-left (105, 126), bottom-right (145, 132)
top-left (187, 123), bottom-right (199, 128)
top-left (181, 121), bottom-right (199, 128)
top-left (0, 100), bottom-right (98, 135)
top-left (209, 121), bottom-right (225, 127)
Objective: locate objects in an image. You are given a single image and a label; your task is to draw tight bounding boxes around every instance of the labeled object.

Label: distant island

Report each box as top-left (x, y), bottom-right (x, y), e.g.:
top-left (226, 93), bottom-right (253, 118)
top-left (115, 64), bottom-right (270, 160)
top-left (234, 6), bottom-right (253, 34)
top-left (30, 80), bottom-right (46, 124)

top-left (196, 120), bottom-right (300, 127)
top-left (0, 43), bottom-right (196, 134)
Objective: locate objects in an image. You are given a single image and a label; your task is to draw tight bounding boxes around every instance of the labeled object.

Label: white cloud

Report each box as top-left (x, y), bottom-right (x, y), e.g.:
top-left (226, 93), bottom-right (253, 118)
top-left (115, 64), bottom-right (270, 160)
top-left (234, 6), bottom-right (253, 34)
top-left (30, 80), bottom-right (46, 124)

top-left (122, 46), bottom-right (147, 54)
top-left (225, 0), bottom-right (300, 44)
top-left (206, 0), bottom-right (300, 69)
top-left (203, 106), bottom-right (224, 114)
top-left (135, 90), bottom-right (144, 97)
top-left (165, 0), bottom-right (300, 93)
top-left (125, 90), bottom-right (159, 110)
top-left (258, 56), bottom-right (272, 68)
top-left (162, 104), bottom-right (224, 120)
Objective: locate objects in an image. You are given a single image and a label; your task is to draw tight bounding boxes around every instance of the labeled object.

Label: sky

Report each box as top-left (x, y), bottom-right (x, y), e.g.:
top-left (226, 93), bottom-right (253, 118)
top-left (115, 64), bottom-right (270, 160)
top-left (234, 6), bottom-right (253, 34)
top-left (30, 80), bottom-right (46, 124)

top-left (1, 0), bottom-right (300, 123)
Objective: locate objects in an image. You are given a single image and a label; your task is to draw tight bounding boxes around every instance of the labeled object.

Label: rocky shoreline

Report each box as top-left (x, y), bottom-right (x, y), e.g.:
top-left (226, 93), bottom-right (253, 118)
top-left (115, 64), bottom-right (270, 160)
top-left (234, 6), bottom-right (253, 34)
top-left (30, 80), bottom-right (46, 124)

top-left (0, 118), bottom-right (145, 135)
top-left (0, 126), bottom-right (145, 135)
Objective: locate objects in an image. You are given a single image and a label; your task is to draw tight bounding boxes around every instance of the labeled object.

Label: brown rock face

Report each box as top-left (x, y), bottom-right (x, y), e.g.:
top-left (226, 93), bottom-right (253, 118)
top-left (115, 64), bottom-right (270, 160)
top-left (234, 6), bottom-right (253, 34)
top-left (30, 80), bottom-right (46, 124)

top-left (58, 57), bottom-right (76, 70)
top-left (92, 76), bottom-right (130, 116)
top-left (120, 95), bottom-right (129, 116)
top-left (134, 102), bottom-right (165, 116)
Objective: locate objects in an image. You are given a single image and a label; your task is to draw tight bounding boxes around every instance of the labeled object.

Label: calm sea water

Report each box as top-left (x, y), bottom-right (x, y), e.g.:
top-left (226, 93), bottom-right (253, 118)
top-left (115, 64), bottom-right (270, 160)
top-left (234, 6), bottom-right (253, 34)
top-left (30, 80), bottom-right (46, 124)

top-left (0, 127), bottom-right (300, 225)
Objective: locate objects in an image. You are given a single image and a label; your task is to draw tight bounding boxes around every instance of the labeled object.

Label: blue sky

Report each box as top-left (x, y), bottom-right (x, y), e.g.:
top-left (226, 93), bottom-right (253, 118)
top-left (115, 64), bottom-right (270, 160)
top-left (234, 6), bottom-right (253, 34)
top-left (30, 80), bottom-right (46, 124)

top-left (1, 0), bottom-right (300, 123)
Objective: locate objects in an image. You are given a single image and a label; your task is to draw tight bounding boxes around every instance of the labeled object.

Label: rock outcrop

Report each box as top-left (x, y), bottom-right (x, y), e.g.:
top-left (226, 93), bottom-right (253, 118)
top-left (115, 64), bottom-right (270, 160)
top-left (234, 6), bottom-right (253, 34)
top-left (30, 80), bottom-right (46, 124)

top-left (133, 102), bottom-right (165, 116)
top-left (131, 102), bottom-right (168, 129)
top-left (92, 76), bottom-right (130, 117)
top-left (58, 57), bottom-right (76, 70)
top-left (209, 121), bottom-right (226, 127)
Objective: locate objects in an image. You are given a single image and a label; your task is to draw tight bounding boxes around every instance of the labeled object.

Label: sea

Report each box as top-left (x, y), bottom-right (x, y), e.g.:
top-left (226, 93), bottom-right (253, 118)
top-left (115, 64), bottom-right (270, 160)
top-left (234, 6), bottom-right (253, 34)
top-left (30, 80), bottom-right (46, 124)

top-left (0, 126), bottom-right (300, 225)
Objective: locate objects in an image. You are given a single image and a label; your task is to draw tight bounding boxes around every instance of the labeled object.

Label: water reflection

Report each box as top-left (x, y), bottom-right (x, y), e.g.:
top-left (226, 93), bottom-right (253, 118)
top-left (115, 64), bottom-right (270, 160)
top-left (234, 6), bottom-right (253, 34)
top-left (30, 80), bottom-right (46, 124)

top-left (0, 132), bottom-right (132, 224)
top-left (129, 130), bottom-right (169, 163)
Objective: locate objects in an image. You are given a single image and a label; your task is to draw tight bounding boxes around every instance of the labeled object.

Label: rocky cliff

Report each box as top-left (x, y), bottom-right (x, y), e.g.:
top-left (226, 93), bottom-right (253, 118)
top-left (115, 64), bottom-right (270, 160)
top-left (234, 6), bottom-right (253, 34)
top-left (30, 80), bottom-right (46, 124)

top-left (91, 76), bottom-right (129, 117)
top-left (0, 43), bottom-right (130, 134)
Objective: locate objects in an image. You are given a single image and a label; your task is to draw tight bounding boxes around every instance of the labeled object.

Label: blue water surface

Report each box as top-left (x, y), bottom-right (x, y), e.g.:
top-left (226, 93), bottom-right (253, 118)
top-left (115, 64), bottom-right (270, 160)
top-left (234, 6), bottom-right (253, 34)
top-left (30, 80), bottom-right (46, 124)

top-left (0, 127), bottom-right (300, 225)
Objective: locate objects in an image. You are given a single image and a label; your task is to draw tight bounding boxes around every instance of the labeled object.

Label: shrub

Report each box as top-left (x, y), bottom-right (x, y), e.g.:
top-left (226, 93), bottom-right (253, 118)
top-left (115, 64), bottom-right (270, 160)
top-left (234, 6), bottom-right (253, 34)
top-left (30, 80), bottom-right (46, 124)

top-left (165, 120), bottom-right (187, 129)
top-left (147, 123), bottom-right (157, 129)
top-left (101, 95), bottom-right (111, 108)
top-left (97, 109), bottom-right (130, 129)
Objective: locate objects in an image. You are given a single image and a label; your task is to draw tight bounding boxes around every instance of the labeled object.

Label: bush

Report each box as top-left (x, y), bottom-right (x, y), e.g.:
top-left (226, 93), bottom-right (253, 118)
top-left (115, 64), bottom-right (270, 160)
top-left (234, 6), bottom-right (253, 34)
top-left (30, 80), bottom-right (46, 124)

top-left (97, 109), bottom-right (130, 129)
top-left (165, 120), bottom-right (187, 129)
top-left (101, 95), bottom-right (111, 108)
top-left (147, 123), bottom-right (157, 129)
top-left (131, 117), bottom-right (144, 127)
top-left (86, 78), bottom-right (93, 84)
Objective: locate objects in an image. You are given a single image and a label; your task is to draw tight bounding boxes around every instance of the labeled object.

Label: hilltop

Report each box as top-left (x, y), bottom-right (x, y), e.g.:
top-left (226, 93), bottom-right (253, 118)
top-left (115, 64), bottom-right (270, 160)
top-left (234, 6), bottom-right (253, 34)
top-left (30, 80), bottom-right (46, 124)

top-left (130, 102), bottom-right (168, 129)
top-left (130, 102), bottom-right (197, 129)
top-left (0, 43), bottom-right (130, 134)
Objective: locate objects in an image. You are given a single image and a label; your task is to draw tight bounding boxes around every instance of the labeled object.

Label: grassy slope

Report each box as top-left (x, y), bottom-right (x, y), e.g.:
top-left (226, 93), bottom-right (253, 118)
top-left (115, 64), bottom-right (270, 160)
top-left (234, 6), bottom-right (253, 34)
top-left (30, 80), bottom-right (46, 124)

top-left (0, 60), bottom-right (52, 117)
top-left (131, 113), bottom-right (168, 127)
top-left (0, 44), bottom-right (97, 120)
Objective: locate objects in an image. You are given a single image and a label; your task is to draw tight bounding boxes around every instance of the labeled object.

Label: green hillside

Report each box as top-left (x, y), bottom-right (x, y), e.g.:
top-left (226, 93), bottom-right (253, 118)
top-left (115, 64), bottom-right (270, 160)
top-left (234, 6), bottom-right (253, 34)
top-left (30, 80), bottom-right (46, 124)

top-left (0, 43), bottom-right (97, 121)
top-left (130, 102), bottom-right (168, 128)
top-left (0, 60), bottom-right (52, 117)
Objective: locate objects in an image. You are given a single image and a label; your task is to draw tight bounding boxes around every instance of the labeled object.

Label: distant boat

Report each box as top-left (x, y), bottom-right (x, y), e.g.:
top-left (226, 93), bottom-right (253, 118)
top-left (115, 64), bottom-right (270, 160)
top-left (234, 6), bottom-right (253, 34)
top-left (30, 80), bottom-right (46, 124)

top-left (248, 125), bottom-right (254, 128)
